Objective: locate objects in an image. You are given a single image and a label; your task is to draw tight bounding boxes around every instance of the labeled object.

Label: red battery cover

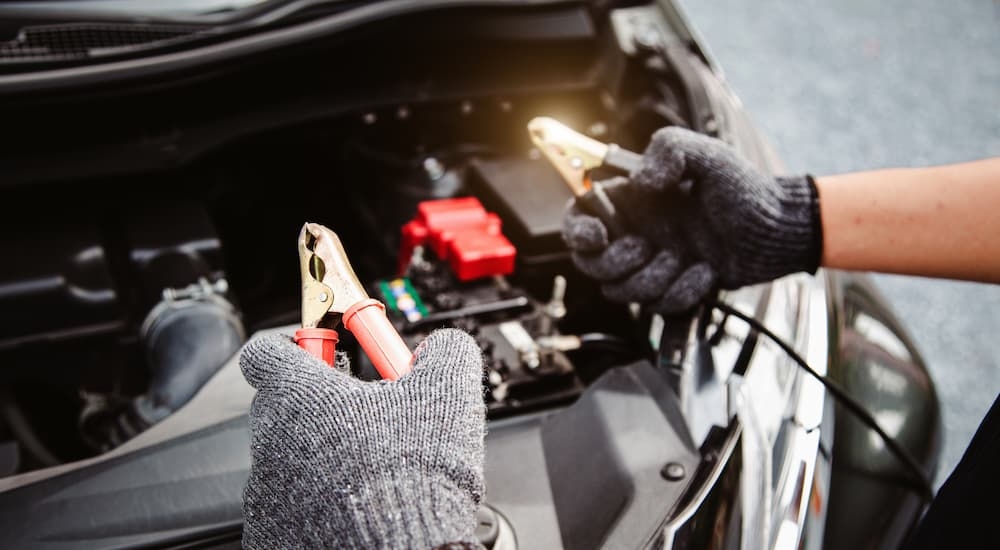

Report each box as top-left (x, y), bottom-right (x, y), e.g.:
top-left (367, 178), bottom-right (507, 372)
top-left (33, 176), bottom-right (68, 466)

top-left (400, 197), bottom-right (516, 281)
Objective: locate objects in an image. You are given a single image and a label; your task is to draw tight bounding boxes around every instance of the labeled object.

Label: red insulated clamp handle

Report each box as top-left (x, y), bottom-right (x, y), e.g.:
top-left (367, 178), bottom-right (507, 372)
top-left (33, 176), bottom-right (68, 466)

top-left (294, 327), bottom-right (339, 367)
top-left (344, 299), bottom-right (414, 380)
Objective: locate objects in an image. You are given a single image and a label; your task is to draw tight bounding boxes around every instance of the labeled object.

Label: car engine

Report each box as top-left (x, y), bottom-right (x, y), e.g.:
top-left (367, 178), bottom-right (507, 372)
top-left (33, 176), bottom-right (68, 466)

top-left (0, 2), bottom-right (731, 479)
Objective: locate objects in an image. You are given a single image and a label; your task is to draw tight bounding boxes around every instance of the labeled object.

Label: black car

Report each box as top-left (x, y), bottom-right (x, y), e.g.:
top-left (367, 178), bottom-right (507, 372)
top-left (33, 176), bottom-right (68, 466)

top-left (0, 1), bottom-right (939, 548)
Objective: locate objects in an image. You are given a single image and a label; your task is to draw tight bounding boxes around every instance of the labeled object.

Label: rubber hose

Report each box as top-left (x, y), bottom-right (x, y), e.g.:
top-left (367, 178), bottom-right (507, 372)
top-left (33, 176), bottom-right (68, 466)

top-left (134, 295), bottom-right (245, 426)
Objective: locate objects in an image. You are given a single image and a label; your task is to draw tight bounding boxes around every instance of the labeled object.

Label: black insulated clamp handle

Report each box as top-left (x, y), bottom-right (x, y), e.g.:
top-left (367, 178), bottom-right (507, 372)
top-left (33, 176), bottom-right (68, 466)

top-left (580, 180), bottom-right (627, 240)
top-left (604, 144), bottom-right (644, 175)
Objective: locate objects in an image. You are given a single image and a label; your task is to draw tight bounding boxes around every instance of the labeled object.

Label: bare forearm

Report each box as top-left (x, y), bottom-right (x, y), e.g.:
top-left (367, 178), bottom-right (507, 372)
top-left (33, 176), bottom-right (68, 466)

top-left (817, 158), bottom-right (1000, 283)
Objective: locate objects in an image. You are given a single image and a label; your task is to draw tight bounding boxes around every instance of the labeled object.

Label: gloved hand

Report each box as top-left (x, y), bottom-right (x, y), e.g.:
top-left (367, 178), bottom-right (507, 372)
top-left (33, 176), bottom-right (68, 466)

top-left (240, 328), bottom-right (486, 549)
top-left (562, 126), bottom-right (823, 314)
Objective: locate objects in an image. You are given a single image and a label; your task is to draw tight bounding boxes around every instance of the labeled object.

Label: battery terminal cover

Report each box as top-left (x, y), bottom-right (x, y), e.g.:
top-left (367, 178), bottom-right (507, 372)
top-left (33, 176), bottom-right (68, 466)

top-left (400, 197), bottom-right (517, 281)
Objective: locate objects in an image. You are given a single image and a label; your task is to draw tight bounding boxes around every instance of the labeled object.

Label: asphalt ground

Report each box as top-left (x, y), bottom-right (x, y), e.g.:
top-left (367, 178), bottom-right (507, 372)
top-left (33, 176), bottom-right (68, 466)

top-left (677, 0), bottom-right (1000, 486)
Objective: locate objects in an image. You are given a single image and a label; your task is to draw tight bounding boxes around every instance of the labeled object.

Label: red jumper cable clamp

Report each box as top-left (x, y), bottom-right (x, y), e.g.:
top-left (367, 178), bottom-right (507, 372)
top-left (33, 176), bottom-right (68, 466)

top-left (296, 223), bottom-right (413, 379)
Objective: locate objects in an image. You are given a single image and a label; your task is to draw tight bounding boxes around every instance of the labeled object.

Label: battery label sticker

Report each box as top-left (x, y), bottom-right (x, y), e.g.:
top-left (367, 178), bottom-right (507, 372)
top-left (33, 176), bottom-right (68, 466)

top-left (379, 278), bottom-right (428, 323)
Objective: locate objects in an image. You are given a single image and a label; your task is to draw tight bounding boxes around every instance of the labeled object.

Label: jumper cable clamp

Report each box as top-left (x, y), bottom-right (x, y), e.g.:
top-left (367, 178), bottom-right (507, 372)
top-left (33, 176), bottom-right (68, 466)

top-left (528, 116), bottom-right (643, 238)
top-left (297, 222), bottom-right (413, 379)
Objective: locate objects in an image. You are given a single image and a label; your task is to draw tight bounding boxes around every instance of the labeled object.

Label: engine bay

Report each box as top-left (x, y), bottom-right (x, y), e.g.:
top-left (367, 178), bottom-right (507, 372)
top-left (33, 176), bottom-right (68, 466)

top-left (0, 5), bottom-right (948, 550)
top-left (0, 2), bottom-right (716, 477)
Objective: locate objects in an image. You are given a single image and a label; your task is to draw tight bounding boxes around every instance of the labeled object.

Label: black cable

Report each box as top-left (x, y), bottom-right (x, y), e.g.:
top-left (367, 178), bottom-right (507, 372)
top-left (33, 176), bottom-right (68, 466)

top-left (708, 300), bottom-right (935, 503)
top-left (577, 332), bottom-right (633, 354)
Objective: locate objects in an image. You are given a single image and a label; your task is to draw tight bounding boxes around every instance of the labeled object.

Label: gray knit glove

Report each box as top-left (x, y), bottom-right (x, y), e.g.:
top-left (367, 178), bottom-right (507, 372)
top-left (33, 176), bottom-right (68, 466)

top-left (240, 328), bottom-right (486, 549)
top-left (562, 126), bottom-right (822, 314)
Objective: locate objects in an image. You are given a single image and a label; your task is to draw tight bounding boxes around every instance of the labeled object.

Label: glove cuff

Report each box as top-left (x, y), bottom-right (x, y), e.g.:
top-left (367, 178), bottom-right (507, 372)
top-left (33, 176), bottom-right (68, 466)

top-left (735, 173), bottom-right (823, 284)
top-left (803, 174), bottom-right (824, 273)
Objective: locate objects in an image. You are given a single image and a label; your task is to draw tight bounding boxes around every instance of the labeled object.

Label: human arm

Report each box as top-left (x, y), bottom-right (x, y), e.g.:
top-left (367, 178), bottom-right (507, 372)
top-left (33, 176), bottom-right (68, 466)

top-left (818, 158), bottom-right (1000, 283)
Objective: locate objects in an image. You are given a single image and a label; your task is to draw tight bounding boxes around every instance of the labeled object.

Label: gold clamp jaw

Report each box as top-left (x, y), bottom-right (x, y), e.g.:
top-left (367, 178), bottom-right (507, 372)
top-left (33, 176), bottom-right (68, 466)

top-left (298, 223), bottom-right (370, 329)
